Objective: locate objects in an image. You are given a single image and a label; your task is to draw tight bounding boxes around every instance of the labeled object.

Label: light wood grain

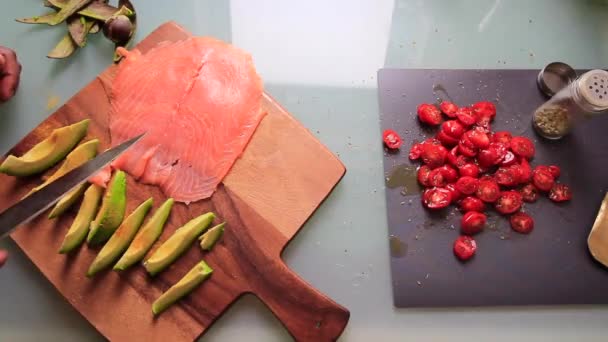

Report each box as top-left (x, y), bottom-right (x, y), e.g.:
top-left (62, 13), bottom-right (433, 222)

top-left (0, 22), bottom-right (348, 342)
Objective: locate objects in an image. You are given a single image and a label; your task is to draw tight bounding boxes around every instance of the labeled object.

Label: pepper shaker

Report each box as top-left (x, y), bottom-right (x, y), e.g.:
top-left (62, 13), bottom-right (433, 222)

top-left (532, 69), bottom-right (608, 139)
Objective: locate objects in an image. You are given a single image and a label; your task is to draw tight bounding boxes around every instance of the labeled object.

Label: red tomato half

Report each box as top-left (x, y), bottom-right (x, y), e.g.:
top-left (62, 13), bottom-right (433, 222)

top-left (476, 178), bottom-right (501, 203)
top-left (421, 144), bottom-right (448, 169)
top-left (422, 187), bottom-right (452, 209)
top-left (409, 143), bottom-right (423, 160)
top-left (437, 130), bottom-right (460, 146)
top-left (438, 165), bottom-right (459, 182)
top-left (510, 136), bottom-right (535, 159)
top-left (548, 165), bottom-right (561, 179)
top-left (492, 131), bottom-right (512, 145)
top-left (383, 129), bottom-right (402, 149)
top-left (428, 168), bottom-right (447, 187)
top-left (459, 163), bottom-right (480, 178)
top-left (417, 103), bottom-right (443, 126)
top-left (468, 127), bottom-right (490, 149)
top-left (440, 101), bottom-right (459, 118)
top-left (456, 107), bottom-right (477, 126)
top-left (472, 101), bottom-right (496, 122)
top-left (461, 211), bottom-right (487, 235)
top-left (510, 212), bottom-right (534, 234)
top-left (453, 236), bottom-right (477, 261)
top-left (495, 190), bottom-right (523, 214)
top-left (446, 183), bottom-right (461, 202)
top-left (460, 196), bottom-right (485, 212)
top-left (532, 167), bottom-right (555, 191)
top-left (456, 176), bottom-right (479, 195)
top-left (549, 183), bottom-right (572, 202)
top-left (417, 165), bottom-right (432, 186)
top-left (441, 120), bottom-right (465, 139)
top-left (520, 183), bottom-right (539, 203)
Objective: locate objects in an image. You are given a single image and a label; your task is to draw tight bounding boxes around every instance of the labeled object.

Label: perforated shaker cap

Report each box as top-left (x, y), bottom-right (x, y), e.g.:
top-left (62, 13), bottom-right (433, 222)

top-left (579, 69), bottom-right (608, 109)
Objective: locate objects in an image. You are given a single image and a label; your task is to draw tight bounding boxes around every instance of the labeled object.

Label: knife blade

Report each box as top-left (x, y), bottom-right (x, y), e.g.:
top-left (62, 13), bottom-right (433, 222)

top-left (0, 133), bottom-right (144, 239)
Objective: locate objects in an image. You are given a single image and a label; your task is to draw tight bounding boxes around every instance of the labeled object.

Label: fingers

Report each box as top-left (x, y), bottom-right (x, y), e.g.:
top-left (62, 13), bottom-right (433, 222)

top-left (0, 250), bottom-right (7, 267)
top-left (0, 47), bottom-right (22, 103)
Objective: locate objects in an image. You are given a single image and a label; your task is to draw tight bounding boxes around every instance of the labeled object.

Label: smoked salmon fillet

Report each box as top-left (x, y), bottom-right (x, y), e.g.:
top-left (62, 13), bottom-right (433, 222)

top-left (92, 37), bottom-right (265, 203)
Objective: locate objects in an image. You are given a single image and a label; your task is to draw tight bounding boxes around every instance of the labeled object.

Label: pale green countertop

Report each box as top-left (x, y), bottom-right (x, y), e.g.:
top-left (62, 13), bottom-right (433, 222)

top-left (1, 1), bottom-right (608, 341)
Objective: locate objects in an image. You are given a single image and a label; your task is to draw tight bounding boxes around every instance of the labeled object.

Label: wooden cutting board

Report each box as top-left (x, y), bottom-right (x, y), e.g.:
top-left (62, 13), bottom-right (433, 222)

top-left (0, 22), bottom-right (348, 341)
top-left (378, 68), bottom-right (608, 307)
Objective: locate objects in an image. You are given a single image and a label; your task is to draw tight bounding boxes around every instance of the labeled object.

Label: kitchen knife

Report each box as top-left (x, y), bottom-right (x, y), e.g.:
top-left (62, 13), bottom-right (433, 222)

top-left (0, 133), bottom-right (144, 239)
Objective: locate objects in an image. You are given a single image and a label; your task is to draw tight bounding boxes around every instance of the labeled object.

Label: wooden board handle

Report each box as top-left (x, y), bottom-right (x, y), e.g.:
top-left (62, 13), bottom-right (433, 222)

top-left (253, 262), bottom-right (350, 342)
top-left (213, 186), bottom-right (350, 341)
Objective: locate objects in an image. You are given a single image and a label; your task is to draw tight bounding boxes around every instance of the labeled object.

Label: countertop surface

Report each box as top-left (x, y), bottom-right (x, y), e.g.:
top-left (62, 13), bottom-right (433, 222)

top-left (1, 1), bottom-right (608, 341)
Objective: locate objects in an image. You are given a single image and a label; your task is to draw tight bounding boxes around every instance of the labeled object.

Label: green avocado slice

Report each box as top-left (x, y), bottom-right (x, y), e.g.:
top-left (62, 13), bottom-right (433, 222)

top-left (87, 170), bottom-right (127, 245)
top-left (152, 260), bottom-right (213, 315)
top-left (0, 119), bottom-right (89, 176)
top-left (58, 184), bottom-right (104, 253)
top-left (113, 198), bottom-right (174, 271)
top-left (199, 222), bottom-right (225, 251)
top-left (87, 198), bottom-right (153, 276)
top-left (26, 139), bottom-right (99, 218)
top-left (144, 212), bottom-right (215, 276)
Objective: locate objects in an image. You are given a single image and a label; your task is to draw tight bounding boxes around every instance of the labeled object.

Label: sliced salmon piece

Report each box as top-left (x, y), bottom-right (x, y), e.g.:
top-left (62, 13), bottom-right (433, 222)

top-left (107, 37), bottom-right (264, 203)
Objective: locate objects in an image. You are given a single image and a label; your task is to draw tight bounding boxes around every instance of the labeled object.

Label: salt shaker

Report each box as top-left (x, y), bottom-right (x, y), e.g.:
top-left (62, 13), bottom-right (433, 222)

top-left (532, 69), bottom-right (608, 139)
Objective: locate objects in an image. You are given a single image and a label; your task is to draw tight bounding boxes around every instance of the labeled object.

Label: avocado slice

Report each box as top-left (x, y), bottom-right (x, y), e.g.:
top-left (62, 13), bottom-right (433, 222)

top-left (143, 212), bottom-right (215, 276)
top-left (59, 184), bottom-right (104, 253)
top-left (152, 260), bottom-right (213, 315)
top-left (44, 139), bottom-right (99, 218)
top-left (87, 170), bottom-right (127, 246)
top-left (0, 119), bottom-right (89, 176)
top-left (113, 198), bottom-right (174, 271)
top-left (87, 198), bottom-right (153, 276)
top-left (199, 222), bottom-right (225, 251)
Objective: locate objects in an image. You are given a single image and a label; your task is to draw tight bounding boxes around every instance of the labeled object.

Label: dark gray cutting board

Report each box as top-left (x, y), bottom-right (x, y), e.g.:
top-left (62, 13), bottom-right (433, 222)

top-left (378, 68), bottom-right (608, 307)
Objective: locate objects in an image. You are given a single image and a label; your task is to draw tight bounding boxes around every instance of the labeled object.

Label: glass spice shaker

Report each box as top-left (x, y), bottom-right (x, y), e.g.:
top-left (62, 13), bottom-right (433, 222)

top-left (532, 69), bottom-right (608, 139)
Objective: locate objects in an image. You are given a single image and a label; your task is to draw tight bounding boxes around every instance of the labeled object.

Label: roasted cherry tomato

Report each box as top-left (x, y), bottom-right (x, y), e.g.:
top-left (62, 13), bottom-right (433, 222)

top-left (476, 178), bottom-right (501, 203)
top-left (495, 190), bottom-right (523, 214)
top-left (510, 136), bottom-right (535, 159)
top-left (472, 101), bottom-right (496, 122)
top-left (492, 131), bottom-right (512, 145)
top-left (417, 103), bottom-right (443, 126)
top-left (510, 212), bottom-right (534, 234)
top-left (532, 167), bottom-right (555, 191)
top-left (548, 165), bottom-right (561, 179)
top-left (460, 196), bottom-right (485, 213)
top-left (461, 211), bottom-right (487, 235)
top-left (428, 168), bottom-right (447, 187)
top-left (520, 183), bottom-right (539, 203)
top-left (456, 107), bottom-right (476, 126)
top-left (455, 176), bottom-right (479, 195)
top-left (422, 187), bottom-right (452, 209)
top-left (417, 165), bottom-right (432, 186)
top-left (382, 129), bottom-right (402, 149)
top-left (421, 144), bottom-right (448, 169)
top-left (453, 235), bottom-right (477, 261)
top-left (442, 120), bottom-right (465, 139)
top-left (549, 183), bottom-right (572, 202)
top-left (459, 163), bottom-right (480, 178)
top-left (440, 101), bottom-right (459, 118)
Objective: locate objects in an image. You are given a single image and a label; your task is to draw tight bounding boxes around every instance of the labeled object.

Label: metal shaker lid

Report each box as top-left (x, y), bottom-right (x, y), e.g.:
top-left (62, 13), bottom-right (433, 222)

top-left (537, 62), bottom-right (577, 97)
top-left (578, 69), bottom-right (608, 109)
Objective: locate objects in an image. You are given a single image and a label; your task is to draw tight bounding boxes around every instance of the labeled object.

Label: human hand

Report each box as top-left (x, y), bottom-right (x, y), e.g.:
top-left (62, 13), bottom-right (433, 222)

top-left (0, 249), bottom-right (7, 268)
top-left (0, 47), bottom-right (22, 103)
